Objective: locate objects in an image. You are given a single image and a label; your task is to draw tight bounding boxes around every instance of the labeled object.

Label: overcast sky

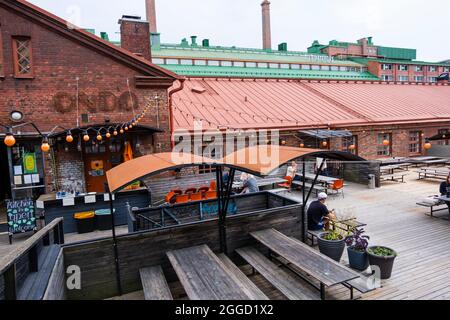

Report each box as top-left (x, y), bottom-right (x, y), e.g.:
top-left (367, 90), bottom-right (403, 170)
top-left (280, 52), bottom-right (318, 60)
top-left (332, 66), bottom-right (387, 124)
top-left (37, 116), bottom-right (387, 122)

top-left (29, 0), bottom-right (450, 62)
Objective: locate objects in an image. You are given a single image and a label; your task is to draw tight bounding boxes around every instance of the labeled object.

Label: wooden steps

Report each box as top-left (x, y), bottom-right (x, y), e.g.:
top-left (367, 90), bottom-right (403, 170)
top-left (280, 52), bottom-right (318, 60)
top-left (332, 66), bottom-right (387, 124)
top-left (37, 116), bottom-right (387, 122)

top-left (139, 266), bottom-right (173, 300)
top-left (236, 246), bottom-right (319, 300)
top-left (17, 245), bottom-right (60, 300)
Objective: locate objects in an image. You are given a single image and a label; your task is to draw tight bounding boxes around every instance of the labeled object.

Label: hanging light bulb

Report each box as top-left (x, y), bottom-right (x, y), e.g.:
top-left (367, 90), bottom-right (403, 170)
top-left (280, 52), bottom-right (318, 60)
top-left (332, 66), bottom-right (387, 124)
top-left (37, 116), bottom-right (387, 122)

top-left (83, 133), bottom-right (90, 142)
top-left (300, 143), bottom-right (305, 148)
top-left (4, 133), bottom-right (16, 147)
top-left (424, 141), bottom-right (432, 150)
top-left (125, 126), bottom-right (129, 131)
top-left (106, 132), bottom-right (111, 139)
top-left (41, 138), bottom-right (50, 152)
top-left (348, 144), bottom-right (356, 151)
top-left (322, 141), bottom-right (328, 147)
top-left (113, 130), bottom-right (118, 136)
top-left (120, 129), bottom-right (124, 134)
top-left (383, 139), bottom-right (390, 146)
top-left (66, 133), bottom-right (74, 143)
top-left (96, 134), bottom-right (102, 141)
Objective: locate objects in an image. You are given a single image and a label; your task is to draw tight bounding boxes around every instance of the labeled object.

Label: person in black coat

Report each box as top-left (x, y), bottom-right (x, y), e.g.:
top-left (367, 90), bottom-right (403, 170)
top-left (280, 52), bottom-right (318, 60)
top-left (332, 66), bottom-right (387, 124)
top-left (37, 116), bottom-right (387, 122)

top-left (439, 175), bottom-right (450, 213)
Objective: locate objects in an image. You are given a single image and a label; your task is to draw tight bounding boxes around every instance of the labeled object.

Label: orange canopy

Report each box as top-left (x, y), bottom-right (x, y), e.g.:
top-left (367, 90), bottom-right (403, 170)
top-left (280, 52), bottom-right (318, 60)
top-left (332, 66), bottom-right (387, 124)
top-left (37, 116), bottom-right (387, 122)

top-left (106, 152), bottom-right (218, 193)
top-left (106, 146), bottom-right (366, 193)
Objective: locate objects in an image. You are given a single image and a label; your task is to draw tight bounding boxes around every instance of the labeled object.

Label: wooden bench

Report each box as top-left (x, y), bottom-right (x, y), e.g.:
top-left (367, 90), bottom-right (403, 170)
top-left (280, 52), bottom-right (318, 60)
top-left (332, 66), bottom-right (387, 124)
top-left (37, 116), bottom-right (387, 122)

top-left (292, 181), bottom-right (326, 195)
top-left (236, 247), bottom-right (318, 300)
top-left (217, 253), bottom-right (269, 300)
top-left (416, 169), bottom-right (449, 180)
top-left (306, 229), bottom-right (322, 247)
top-left (139, 266), bottom-right (173, 300)
top-left (344, 274), bottom-right (378, 299)
top-left (416, 200), bottom-right (448, 218)
top-left (380, 173), bottom-right (406, 183)
top-left (17, 245), bottom-right (61, 300)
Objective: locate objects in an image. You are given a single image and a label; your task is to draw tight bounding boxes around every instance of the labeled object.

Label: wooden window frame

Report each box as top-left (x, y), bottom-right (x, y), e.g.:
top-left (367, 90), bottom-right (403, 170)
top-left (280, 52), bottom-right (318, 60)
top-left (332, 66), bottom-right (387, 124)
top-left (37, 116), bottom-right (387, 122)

top-left (12, 36), bottom-right (34, 79)
top-left (408, 131), bottom-right (422, 155)
top-left (376, 133), bottom-right (392, 157)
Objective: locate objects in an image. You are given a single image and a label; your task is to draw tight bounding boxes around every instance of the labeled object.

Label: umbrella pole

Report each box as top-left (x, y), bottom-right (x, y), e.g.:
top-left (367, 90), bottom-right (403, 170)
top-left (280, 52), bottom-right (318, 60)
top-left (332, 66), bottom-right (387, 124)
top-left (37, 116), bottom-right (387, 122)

top-left (216, 167), bottom-right (224, 253)
top-left (108, 191), bottom-right (122, 296)
top-left (302, 161), bottom-right (306, 242)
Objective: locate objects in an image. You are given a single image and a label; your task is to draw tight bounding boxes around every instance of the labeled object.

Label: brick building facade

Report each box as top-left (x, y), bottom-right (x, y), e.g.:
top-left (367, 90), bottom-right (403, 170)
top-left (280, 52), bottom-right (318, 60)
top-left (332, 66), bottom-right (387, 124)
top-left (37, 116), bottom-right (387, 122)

top-left (0, 0), bottom-right (178, 200)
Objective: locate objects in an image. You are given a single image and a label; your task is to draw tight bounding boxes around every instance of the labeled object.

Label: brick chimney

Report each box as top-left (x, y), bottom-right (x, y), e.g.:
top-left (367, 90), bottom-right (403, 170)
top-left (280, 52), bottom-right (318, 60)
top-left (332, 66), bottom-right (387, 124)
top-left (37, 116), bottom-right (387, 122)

top-left (145, 0), bottom-right (157, 34)
top-left (119, 15), bottom-right (151, 61)
top-left (261, 0), bottom-right (272, 50)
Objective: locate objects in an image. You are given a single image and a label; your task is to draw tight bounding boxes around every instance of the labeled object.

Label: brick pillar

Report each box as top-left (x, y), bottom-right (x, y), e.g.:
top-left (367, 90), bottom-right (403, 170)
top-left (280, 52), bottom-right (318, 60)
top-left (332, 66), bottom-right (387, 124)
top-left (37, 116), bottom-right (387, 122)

top-left (261, 0), bottom-right (272, 50)
top-left (119, 15), bottom-right (151, 61)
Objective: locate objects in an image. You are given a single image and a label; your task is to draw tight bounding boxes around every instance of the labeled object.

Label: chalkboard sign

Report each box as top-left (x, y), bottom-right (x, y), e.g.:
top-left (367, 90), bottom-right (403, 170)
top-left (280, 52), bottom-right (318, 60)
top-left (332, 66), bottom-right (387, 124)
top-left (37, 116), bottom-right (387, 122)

top-left (6, 199), bottom-right (37, 243)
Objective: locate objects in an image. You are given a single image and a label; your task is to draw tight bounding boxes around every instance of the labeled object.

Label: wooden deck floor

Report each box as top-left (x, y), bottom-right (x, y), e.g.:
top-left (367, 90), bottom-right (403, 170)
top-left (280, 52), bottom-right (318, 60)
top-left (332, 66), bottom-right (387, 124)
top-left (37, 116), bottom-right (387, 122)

top-left (2, 167), bottom-right (450, 300)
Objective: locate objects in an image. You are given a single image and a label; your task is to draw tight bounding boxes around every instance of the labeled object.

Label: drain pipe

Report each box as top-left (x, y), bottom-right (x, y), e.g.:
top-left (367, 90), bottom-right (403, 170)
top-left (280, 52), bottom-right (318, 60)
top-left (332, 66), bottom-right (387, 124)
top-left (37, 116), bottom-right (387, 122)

top-left (168, 78), bottom-right (186, 149)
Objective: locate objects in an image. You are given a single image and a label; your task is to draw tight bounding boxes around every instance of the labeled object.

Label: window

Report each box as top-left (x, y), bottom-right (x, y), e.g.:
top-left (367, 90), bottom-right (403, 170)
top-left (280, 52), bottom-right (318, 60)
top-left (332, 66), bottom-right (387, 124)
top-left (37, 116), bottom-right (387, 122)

top-left (291, 64), bottom-right (300, 69)
top-left (221, 61), bottom-right (232, 67)
top-left (409, 131), bottom-right (422, 154)
top-left (398, 76), bottom-right (409, 82)
top-left (233, 61), bottom-right (245, 67)
top-left (311, 65), bottom-right (320, 70)
top-left (414, 76), bottom-right (424, 82)
top-left (339, 66), bottom-right (348, 71)
top-left (438, 129), bottom-right (449, 146)
top-left (429, 66), bottom-right (437, 72)
top-left (301, 64), bottom-right (311, 70)
top-left (382, 75), bottom-right (393, 81)
top-left (414, 66), bottom-right (423, 72)
top-left (257, 62), bottom-right (268, 68)
top-left (398, 65), bottom-right (408, 71)
top-left (320, 65), bottom-right (330, 71)
top-left (331, 66), bottom-right (339, 71)
top-left (245, 62), bottom-right (256, 68)
top-left (207, 60), bottom-right (220, 66)
top-left (444, 67), bottom-right (450, 72)
top-left (382, 64), bottom-right (392, 70)
top-left (280, 63), bottom-right (289, 69)
top-left (377, 133), bottom-right (391, 156)
top-left (429, 77), bottom-right (438, 83)
top-left (194, 60), bottom-right (206, 66)
top-left (12, 37), bottom-right (33, 77)
top-left (269, 63), bottom-right (279, 69)
top-left (151, 58), bottom-right (164, 64)
top-left (166, 58), bottom-right (179, 65)
top-left (342, 136), bottom-right (357, 154)
top-left (180, 59), bottom-right (193, 65)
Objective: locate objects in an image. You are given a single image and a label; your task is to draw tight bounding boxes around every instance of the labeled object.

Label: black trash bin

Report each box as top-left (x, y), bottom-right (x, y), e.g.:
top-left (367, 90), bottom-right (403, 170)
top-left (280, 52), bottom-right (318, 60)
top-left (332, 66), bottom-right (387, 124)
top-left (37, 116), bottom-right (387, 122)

top-left (95, 209), bottom-right (113, 231)
top-left (74, 211), bottom-right (95, 234)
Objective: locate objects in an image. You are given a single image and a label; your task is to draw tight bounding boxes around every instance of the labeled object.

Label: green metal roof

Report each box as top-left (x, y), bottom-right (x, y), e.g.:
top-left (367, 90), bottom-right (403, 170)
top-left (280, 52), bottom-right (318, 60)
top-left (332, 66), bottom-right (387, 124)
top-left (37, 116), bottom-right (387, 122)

top-left (377, 46), bottom-right (416, 60)
top-left (157, 64), bottom-right (380, 80)
top-left (151, 44), bottom-right (364, 67)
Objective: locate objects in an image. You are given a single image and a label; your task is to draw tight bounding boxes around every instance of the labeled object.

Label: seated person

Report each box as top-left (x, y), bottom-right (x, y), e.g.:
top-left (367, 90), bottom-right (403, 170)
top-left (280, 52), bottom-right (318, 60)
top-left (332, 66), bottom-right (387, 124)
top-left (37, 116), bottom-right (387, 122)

top-left (307, 193), bottom-right (336, 231)
top-left (240, 173), bottom-right (260, 194)
top-left (439, 174), bottom-right (450, 213)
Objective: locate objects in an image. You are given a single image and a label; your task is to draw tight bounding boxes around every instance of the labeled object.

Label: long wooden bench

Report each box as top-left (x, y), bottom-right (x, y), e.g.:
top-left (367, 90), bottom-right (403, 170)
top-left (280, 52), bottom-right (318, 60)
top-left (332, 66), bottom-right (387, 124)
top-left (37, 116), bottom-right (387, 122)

top-left (217, 254), bottom-right (268, 300)
top-left (236, 246), bottom-right (319, 300)
top-left (292, 181), bottom-right (326, 195)
top-left (416, 169), bottom-right (449, 180)
top-left (139, 266), bottom-right (173, 300)
top-left (380, 173), bottom-right (406, 183)
top-left (416, 200), bottom-right (448, 218)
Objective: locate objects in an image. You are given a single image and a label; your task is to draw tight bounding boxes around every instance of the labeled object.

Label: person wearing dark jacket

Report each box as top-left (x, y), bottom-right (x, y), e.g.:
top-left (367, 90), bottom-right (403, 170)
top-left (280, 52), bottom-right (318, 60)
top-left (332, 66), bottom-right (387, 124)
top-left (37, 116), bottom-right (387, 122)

top-left (439, 175), bottom-right (450, 213)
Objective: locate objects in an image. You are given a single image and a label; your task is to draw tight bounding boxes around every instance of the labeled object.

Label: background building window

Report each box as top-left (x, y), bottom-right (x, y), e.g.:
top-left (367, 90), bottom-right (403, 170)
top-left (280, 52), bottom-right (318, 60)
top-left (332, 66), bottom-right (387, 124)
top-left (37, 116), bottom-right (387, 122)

top-left (409, 131), bottom-right (421, 154)
top-left (245, 61), bottom-right (256, 68)
top-left (257, 62), bottom-right (268, 68)
top-left (414, 76), bottom-right (424, 82)
top-left (166, 58), bottom-right (179, 65)
top-left (414, 66), bottom-right (423, 72)
top-left (382, 75), bottom-right (393, 81)
top-left (233, 61), bottom-right (245, 67)
top-left (151, 58), bottom-right (165, 64)
top-left (221, 61), bottom-right (232, 67)
top-left (180, 59), bottom-right (193, 65)
top-left (377, 133), bottom-right (391, 156)
top-left (207, 60), bottom-right (220, 66)
top-left (438, 129), bottom-right (449, 146)
top-left (429, 66), bottom-right (437, 72)
top-left (342, 136), bottom-right (357, 154)
top-left (429, 77), bottom-right (438, 83)
top-left (398, 76), bottom-right (409, 82)
top-left (382, 64), bottom-right (392, 70)
top-left (398, 65), bottom-right (408, 71)
top-left (12, 37), bottom-right (33, 77)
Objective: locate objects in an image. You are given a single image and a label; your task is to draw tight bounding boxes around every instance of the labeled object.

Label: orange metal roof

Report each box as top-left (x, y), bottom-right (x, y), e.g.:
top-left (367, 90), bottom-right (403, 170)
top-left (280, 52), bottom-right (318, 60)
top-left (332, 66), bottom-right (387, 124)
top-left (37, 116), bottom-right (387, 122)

top-left (172, 79), bottom-right (450, 131)
top-left (106, 147), bottom-right (364, 192)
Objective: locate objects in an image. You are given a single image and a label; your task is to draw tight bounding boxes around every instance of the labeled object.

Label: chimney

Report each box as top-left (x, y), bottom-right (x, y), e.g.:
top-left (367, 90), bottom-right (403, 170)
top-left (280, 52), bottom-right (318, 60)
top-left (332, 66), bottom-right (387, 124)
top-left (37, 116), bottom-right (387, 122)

top-left (118, 15), bottom-right (151, 61)
top-left (145, 0), bottom-right (157, 34)
top-left (261, 0), bottom-right (272, 50)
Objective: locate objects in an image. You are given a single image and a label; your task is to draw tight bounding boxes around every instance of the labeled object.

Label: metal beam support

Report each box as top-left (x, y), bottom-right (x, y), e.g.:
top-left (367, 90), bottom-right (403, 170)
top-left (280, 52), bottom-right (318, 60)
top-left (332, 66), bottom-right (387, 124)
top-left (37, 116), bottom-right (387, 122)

top-left (109, 191), bottom-right (123, 296)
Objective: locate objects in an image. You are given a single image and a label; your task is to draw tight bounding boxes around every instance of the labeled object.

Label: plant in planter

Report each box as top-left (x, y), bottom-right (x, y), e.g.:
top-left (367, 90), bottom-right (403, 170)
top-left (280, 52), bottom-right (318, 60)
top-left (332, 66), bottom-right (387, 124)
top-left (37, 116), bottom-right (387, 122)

top-left (318, 227), bottom-right (346, 262)
top-left (367, 246), bottom-right (397, 280)
top-left (345, 228), bottom-right (370, 271)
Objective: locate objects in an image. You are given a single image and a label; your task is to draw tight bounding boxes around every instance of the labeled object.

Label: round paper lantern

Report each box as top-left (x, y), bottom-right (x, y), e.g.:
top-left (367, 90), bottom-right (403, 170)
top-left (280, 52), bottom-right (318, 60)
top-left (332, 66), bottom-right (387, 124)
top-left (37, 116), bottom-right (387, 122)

top-left (4, 134), bottom-right (16, 147)
top-left (66, 134), bottom-right (74, 143)
top-left (41, 142), bottom-right (50, 152)
top-left (83, 134), bottom-right (90, 142)
top-left (300, 143), bottom-right (305, 148)
top-left (383, 140), bottom-right (390, 146)
top-left (424, 142), bottom-right (432, 150)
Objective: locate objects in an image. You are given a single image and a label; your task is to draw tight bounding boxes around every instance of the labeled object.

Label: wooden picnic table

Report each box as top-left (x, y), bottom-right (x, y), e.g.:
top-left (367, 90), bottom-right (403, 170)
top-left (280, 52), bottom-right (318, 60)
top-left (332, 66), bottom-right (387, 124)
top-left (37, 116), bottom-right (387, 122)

top-left (296, 172), bottom-right (339, 185)
top-left (250, 229), bottom-right (360, 300)
top-left (166, 245), bottom-right (259, 300)
top-left (334, 218), bottom-right (367, 233)
top-left (232, 177), bottom-right (286, 189)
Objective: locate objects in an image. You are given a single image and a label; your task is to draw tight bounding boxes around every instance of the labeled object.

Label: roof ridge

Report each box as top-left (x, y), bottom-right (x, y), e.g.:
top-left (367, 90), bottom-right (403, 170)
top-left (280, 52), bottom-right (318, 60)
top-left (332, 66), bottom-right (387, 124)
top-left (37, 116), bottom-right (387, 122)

top-left (297, 82), bottom-right (373, 122)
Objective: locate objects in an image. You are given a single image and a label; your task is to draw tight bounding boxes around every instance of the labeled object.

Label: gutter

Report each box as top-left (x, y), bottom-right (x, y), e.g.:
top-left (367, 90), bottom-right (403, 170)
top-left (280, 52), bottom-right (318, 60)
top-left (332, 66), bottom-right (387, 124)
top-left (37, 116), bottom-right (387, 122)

top-left (168, 78), bottom-right (186, 148)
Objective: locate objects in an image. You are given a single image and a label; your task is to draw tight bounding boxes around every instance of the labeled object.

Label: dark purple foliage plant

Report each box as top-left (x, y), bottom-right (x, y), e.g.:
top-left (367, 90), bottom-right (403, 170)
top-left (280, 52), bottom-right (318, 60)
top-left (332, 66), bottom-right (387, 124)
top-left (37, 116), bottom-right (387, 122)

top-left (345, 228), bottom-right (370, 252)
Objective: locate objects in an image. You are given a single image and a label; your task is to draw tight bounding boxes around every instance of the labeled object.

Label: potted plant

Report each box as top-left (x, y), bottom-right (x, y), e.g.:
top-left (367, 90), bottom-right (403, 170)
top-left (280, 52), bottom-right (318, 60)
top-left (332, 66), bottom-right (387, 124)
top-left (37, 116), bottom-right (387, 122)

top-left (367, 246), bottom-right (397, 280)
top-left (345, 228), bottom-right (370, 271)
top-left (318, 228), bottom-right (346, 262)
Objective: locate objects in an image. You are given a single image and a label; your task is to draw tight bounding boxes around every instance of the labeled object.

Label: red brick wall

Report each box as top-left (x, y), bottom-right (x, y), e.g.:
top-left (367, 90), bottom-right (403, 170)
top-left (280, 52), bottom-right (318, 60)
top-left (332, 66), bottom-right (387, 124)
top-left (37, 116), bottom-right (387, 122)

top-left (0, 6), bottom-right (172, 192)
top-left (119, 18), bottom-right (151, 61)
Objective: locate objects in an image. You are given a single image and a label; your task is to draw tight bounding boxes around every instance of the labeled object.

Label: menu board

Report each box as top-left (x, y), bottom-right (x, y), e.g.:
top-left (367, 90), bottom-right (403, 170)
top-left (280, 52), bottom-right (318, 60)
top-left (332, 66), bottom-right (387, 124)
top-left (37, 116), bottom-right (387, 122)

top-left (6, 199), bottom-right (37, 236)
